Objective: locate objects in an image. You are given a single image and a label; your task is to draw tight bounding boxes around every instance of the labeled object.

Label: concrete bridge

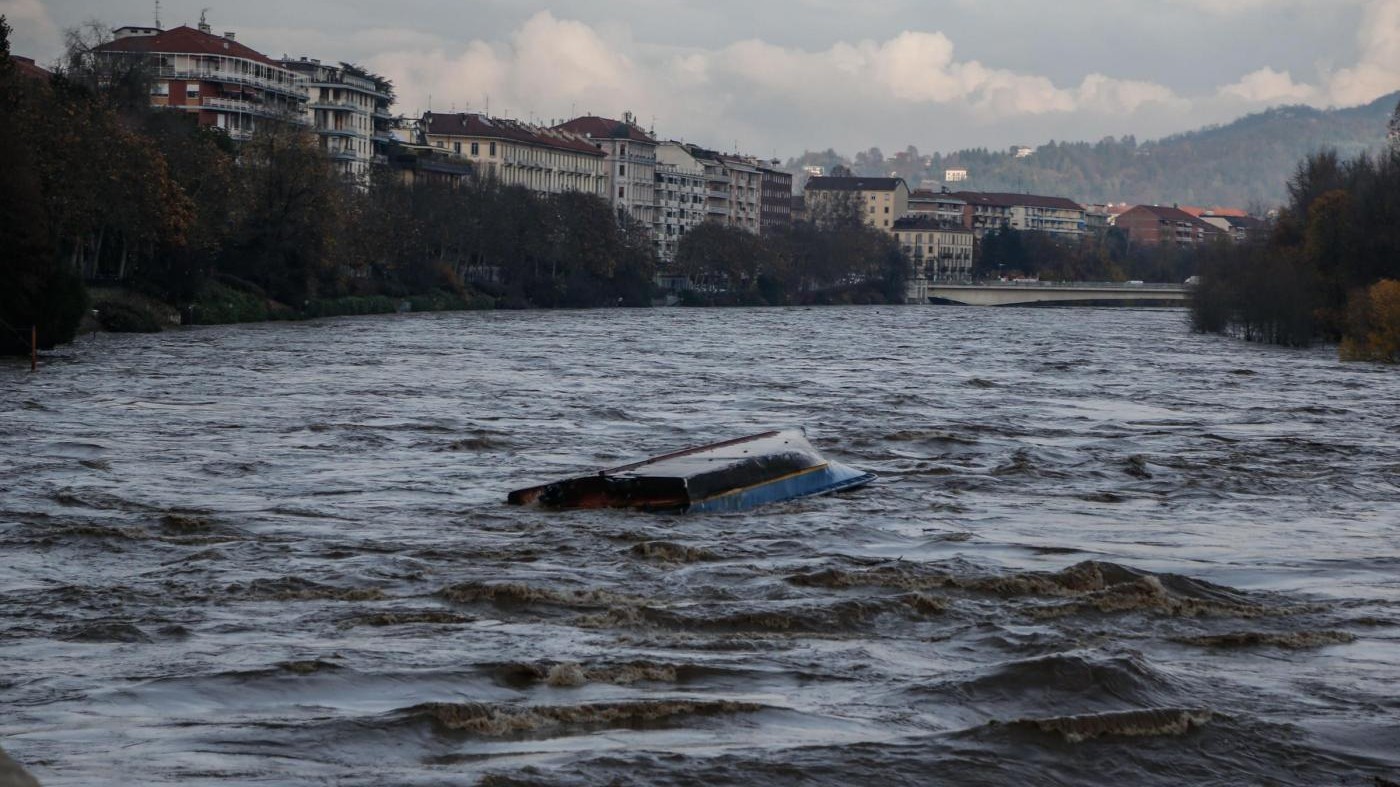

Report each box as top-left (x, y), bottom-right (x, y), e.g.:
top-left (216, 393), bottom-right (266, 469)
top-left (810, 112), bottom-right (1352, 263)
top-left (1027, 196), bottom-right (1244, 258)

top-left (913, 280), bottom-right (1191, 306)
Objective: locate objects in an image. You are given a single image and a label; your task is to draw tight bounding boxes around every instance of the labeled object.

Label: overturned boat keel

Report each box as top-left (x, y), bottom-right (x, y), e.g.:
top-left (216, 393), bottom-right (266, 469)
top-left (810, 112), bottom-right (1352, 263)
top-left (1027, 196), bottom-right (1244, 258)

top-left (507, 429), bottom-right (876, 513)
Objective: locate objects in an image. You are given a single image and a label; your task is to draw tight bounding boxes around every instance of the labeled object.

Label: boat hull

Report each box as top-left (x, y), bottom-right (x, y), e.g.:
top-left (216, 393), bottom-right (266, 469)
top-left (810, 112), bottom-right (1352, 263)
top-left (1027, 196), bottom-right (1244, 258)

top-left (507, 429), bottom-right (875, 513)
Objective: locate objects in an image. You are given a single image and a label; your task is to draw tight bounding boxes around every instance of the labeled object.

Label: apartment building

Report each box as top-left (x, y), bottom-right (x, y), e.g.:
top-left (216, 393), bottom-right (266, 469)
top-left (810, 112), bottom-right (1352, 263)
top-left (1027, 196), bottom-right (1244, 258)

top-left (720, 154), bottom-right (762, 233)
top-left (804, 177), bottom-right (910, 230)
top-left (653, 142), bottom-right (708, 263)
top-left (949, 192), bottom-right (1086, 238)
top-left (1115, 204), bottom-right (1223, 246)
top-left (278, 58), bottom-right (393, 179)
top-left (554, 114), bottom-right (657, 227)
top-left (908, 190), bottom-right (969, 227)
top-left (420, 112), bottom-right (607, 197)
top-left (94, 20), bottom-right (305, 140)
top-left (758, 164), bottom-right (794, 235)
top-left (893, 215), bottom-right (975, 280)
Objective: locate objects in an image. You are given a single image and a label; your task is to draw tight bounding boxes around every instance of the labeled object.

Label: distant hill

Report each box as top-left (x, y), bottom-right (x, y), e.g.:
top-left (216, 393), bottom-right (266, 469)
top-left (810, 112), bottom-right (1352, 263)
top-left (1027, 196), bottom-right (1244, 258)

top-left (790, 92), bottom-right (1399, 208)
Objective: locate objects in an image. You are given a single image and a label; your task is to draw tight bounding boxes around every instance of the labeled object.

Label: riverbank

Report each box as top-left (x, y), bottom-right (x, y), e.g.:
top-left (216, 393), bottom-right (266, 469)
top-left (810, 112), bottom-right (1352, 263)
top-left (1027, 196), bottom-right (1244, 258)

top-left (82, 281), bottom-right (496, 336)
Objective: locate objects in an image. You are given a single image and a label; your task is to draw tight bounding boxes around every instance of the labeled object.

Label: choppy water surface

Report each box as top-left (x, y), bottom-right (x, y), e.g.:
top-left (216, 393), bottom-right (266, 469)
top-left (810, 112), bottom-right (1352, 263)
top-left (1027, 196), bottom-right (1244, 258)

top-left (2, 306), bottom-right (1398, 786)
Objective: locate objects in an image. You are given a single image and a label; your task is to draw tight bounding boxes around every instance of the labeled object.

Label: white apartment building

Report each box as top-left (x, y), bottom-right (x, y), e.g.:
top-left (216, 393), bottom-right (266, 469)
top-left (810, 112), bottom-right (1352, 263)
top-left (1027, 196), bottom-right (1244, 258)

top-left (654, 142), bottom-right (708, 263)
top-left (280, 58), bottom-right (393, 179)
top-left (720, 154), bottom-right (762, 234)
top-left (554, 114), bottom-right (657, 228)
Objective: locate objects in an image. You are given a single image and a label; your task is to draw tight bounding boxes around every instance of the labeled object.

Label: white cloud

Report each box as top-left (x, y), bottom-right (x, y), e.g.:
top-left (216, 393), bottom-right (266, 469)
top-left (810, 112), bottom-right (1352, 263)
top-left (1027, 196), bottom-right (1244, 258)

top-left (0, 0), bottom-right (61, 59)
top-left (1327, 0), bottom-right (1400, 104)
top-left (1218, 67), bottom-right (1319, 103)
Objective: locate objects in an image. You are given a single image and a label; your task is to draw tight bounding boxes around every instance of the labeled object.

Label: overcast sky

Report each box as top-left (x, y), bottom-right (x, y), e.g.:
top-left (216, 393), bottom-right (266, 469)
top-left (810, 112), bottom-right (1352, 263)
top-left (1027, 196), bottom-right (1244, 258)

top-left (7, 0), bottom-right (1399, 157)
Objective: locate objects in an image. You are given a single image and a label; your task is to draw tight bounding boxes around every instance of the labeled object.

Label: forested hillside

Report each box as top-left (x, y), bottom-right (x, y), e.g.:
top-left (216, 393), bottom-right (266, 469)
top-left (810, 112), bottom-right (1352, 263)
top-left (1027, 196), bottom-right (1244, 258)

top-left (790, 92), bottom-right (1399, 208)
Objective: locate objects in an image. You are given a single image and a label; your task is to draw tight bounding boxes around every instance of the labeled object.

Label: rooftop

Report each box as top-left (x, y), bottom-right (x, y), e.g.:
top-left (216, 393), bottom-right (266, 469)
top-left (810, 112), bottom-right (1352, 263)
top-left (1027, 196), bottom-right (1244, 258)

top-left (806, 176), bottom-right (907, 192)
top-left (423, 112), bottom-right (605, 157)
top-left (9, 55), bottom-right (51, 81)
top-left (554, 115), bottom-right (656, 144)
top-left (95, 25), bottom-right (282, 69)
top-left (949, 191), bottom-right (1084, 211)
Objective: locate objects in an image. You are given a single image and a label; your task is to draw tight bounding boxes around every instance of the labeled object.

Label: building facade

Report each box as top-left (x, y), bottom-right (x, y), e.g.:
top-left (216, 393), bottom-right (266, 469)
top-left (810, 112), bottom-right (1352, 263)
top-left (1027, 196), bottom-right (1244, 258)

top-left (894, 215), bottom-right (975, 280)
top-left (683, 146), bottom-right (735, 226)
top-left (554, 115), bottom-right (657, 227)
top-left (908, 190), bottom-right (969, 227)
top-left (653, 142), bottom-right (709, 263)
top-left (949, 192), bottom-right (1086, 238)
top-left (1115, 205), bottom-right (1222, 246)
top-left (758, 164), bottom-right (794, 235)
top-left (420, 112), bottom-right (607, 196)
top-left (95, 21), bottom-right (306, 140)
top-left (279, 58), bottom-right (393, 179)
top-left (720, 154), bottom-right (762, 233)
top-left (804, 177), bottom-right (910, 230)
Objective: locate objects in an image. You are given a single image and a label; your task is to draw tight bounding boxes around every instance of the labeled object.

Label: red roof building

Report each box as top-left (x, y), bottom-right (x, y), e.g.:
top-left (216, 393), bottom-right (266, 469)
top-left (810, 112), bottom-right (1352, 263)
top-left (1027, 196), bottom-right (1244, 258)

top-left (1115, 205), bottom-right (1224, 246)
top-left (421, 112), bottom-right (607, 196)
top-left (555, 114), bottom-right (658, 226)
top-left (93, 21), bottom-right (305, 140)
top-left (9, 55), bottom-right (51, 81)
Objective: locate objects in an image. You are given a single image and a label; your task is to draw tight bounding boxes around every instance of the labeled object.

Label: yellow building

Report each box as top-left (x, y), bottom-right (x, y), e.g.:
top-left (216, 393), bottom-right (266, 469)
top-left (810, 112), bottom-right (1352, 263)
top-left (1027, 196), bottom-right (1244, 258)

top-left (803, 177), bottom-right (909, 231)
top-left (894, 214), bottom-right (975, 297)
top-left (420, 112), bottom-right (607, 196)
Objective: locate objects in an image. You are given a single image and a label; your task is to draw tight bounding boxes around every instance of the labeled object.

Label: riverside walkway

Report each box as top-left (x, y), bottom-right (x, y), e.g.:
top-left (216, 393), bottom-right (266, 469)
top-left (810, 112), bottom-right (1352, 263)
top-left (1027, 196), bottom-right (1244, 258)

top-left (916, 280), bottom-right (1190, 306)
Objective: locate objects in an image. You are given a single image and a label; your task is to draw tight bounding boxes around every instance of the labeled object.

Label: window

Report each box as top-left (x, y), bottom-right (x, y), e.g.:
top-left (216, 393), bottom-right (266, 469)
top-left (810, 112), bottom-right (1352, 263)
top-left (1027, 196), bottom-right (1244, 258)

top-left (884, 206), bottom-right (890, 214)
top-left (185, 83), bottom-right (199, 97)
top-left (454, 142), bottom-right (461, 154)
top-left (619, 164), bottom-right (626, 176)
top-left (490, 141), bottom-right (496, 156)
top-left (151, 82), bottom-right (169, 96)
top-left (620, 143), bottom-right (627, 156)
top-left (470, 142), bottom-right (479, 155)
top-left (619, 186), bottom-right (626, 198)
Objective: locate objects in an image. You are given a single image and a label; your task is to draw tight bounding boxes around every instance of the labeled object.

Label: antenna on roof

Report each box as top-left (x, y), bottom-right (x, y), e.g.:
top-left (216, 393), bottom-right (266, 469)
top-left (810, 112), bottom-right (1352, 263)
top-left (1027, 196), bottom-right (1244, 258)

top-left (154, 0), bottom-right (162, 28)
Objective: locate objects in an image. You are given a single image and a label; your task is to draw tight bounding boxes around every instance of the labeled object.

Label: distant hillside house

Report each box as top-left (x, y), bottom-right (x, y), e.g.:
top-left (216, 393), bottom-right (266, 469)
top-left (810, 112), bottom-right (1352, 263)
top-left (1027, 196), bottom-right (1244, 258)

top-left (945, 168), bottom-right (969, 183)
top-left (93, 21), bottom-right (307, 141)
top-left (555, 114), bottom-right (657, 227)
top-left (1013, 146), bottom-right (1033, 158)
top-left (948, 191), bottom-right (1087, 238)
top-left (420, 112), bottom-right (607, 197)
top-left (1114, 205), bottom-right (1223, 246)
top-left (804, 176), bottom-right (909, 230)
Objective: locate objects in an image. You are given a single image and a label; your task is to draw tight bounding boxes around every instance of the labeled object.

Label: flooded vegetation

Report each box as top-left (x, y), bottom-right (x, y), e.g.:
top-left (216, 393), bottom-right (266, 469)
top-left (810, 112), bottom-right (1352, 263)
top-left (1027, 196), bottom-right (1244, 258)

top-left (2, 306), bottom-right (1398, 785)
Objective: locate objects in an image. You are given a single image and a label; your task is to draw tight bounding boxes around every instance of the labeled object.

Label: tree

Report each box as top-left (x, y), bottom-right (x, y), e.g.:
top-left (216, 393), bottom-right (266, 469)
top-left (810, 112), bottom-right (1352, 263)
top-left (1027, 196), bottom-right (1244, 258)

top-left (0, 16), bottom-right (88, 354)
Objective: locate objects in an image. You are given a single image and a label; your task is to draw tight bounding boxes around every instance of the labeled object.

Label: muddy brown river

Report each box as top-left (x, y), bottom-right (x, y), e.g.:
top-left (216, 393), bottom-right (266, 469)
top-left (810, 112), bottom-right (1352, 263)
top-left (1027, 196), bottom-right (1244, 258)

top-left (2, 306), bottom-right (1398, 785)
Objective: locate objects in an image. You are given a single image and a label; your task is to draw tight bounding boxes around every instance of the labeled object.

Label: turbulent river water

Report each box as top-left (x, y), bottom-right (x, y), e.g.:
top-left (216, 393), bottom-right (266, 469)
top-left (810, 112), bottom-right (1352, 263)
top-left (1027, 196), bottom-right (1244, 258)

top-left (2, 306), bottom-right (1398, 786)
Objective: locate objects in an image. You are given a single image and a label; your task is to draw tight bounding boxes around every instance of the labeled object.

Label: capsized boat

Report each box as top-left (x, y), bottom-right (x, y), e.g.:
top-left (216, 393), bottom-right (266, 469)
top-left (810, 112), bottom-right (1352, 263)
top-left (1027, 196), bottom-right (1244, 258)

top-left (506, 429), bottom-right (875, 513)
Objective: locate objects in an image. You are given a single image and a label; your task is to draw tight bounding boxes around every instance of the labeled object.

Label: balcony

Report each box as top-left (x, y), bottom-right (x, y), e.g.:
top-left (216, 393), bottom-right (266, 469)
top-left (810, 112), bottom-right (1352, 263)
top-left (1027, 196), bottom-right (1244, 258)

top-left (157, 66), bottom-right (304, 99)
top-left (309, 99), bottom-right (367, 113)
top-left (202, 97), bottom-right (308, 123)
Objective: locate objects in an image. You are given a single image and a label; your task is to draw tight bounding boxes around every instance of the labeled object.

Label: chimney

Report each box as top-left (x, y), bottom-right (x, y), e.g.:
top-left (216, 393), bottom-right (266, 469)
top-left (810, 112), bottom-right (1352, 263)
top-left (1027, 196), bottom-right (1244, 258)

top-left (198, 22), bottom-right (211, 34)
top-left (224, 31), bottom-right (236, 40)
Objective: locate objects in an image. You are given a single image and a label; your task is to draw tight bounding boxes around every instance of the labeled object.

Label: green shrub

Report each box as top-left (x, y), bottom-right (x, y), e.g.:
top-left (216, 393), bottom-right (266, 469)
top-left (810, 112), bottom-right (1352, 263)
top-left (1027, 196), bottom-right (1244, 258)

top-left (93, 299), bottom-right (164, 333)
top-left (190, 281), bottom-right (271, 324)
